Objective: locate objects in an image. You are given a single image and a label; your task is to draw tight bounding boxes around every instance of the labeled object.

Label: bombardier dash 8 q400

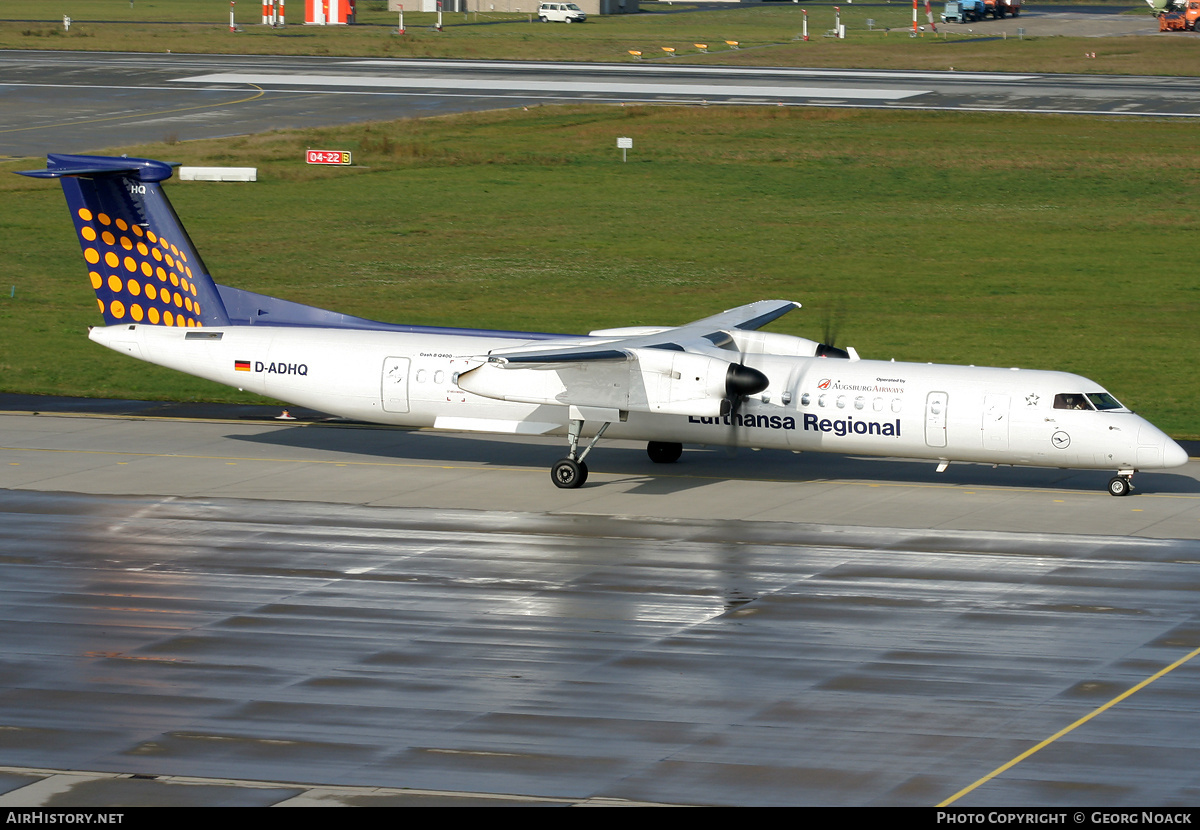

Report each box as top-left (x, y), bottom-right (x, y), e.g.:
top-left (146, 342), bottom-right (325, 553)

top-left (21, 153), bottom-right (1188, 495)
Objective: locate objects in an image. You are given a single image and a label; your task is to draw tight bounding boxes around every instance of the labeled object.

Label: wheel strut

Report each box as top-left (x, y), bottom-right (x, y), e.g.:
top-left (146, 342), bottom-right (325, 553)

top-left (552, 420), bottom-right (610, 489)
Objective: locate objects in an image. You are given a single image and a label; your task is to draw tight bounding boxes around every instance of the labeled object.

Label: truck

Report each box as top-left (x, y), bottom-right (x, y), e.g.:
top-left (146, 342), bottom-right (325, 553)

top-left (942, 0), bottom-right (985, 22)
top-left (942, 0), bottom-right (1019, 22)
top-left (1152, 0), bottom-right (1200, 30)
top-left (984, 0), bottom-right (1021, 18)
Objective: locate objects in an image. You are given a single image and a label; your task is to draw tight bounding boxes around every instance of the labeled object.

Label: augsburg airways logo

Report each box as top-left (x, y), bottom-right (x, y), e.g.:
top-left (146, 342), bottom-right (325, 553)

top-left (818, 377), bottom-right (907, 394)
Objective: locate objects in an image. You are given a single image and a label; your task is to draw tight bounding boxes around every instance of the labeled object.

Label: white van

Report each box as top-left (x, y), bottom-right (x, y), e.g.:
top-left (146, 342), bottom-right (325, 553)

top-left (538, 2), bottom-right (586, 22)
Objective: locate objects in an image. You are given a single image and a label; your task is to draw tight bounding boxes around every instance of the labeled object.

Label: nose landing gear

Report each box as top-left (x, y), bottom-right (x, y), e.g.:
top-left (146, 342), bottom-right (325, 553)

top-left (1108, 472), bottom-right (1134, 497)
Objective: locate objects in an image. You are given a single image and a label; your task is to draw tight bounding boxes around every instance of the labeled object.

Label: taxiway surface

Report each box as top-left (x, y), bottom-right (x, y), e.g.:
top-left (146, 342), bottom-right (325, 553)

top-left (1, 406), bottom-right (1198, 806)
top-left (4, 32), bottom-right (1200, 157)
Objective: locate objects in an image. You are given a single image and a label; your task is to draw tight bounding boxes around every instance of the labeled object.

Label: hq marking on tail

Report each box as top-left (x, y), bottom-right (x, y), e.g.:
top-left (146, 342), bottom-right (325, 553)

top-left (18, 153), bottom-right (1188, 494)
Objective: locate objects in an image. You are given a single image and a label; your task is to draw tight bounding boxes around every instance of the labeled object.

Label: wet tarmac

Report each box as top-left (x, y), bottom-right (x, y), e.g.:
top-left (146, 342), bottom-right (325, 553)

top-left (0, 403), bottom-right (1199, 806)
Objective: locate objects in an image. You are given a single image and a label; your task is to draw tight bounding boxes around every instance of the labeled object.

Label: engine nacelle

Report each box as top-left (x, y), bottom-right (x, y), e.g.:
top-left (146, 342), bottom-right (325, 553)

top-left (456, 348), bottom-right (762, 418)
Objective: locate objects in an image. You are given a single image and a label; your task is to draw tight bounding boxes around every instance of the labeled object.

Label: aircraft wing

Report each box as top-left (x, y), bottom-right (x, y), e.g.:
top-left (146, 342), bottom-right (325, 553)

top-left (458, 301), bottom-right (797, 418)
top-left (483, 300), bottom-right (800, 365)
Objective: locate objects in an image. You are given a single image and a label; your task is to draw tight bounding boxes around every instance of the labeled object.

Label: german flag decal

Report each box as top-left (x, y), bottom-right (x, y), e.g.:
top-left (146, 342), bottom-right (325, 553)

top-left (234, 360), bottom-right (251, 372)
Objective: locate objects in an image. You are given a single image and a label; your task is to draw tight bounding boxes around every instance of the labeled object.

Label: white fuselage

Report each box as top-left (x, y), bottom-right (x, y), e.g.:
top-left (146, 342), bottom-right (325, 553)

top-left (89, 324), bottom-right (1187, 473)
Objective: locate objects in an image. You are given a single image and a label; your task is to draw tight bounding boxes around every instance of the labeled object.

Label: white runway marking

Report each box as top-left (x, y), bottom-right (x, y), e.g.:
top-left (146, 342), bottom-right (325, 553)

top-left (174, 72), bottom-right (929, 101)
top-left (346, 59), bottom-right (1036, 83)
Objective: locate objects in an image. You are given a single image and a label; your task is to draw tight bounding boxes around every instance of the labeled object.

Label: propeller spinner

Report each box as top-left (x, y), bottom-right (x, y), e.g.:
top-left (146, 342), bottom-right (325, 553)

top-left (720, 362), bottom-right (770, 417)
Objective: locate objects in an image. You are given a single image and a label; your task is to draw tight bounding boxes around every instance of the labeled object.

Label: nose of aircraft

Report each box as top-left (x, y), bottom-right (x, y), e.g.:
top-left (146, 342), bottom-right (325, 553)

top-left (1135, 421), bottom-right (1189, 470)
top-left (1163, 437), bottom-right (1190, 469)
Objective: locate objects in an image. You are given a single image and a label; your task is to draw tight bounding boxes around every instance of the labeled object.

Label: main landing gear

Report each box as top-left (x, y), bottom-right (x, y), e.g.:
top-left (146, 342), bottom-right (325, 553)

top-left (550, 424), bottom-right (686, 489)
top-left (551, 418), bottom-right (610, 489)
top-left (1108, 472), bottom-right (1135, 497)
top-left (647, 441), bottom-right (683, 464)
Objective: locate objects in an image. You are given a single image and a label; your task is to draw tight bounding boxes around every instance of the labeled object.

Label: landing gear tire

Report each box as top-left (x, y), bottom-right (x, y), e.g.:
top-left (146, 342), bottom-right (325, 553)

top-left (552, 458), bottom-right (588, 489)
top-left (1108, 476), bottom-right (1132, 497)
top-left (647, 441), bottom-right (683, 464)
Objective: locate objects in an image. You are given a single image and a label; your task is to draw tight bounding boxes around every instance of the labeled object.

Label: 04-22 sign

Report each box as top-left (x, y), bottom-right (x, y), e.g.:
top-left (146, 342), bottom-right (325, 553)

top-left (306, 150), bottom-right (352, 166)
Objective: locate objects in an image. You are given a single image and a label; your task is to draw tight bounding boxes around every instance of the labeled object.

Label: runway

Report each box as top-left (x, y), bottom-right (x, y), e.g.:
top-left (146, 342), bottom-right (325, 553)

top-left (5, 47), bottom-right (1200, 157)
top-left (1, 403), bottom-right (1199, 806)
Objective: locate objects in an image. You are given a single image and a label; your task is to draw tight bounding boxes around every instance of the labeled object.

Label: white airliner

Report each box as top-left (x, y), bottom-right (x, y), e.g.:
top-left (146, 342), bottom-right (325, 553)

top-left (21, 153), bottom-right (1188, 495)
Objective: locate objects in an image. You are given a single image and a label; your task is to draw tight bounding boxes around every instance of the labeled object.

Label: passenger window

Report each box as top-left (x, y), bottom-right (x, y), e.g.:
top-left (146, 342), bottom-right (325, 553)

top-left (800, 392), bottom-right (811, 407)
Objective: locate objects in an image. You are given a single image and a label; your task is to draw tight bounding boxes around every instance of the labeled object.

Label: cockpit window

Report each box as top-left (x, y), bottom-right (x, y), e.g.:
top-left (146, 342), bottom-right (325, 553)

top-left (1054, 393), bottom-right (1092, 411)
top-left (1053, 392), bottom-right (1126, 412)
top-left (1086, 392), bottom-right (1124, 411)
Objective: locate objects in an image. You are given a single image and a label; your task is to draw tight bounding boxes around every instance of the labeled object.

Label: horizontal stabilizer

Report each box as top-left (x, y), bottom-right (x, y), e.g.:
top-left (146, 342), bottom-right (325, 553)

top-left (18, 154), bottom-right (178, 182)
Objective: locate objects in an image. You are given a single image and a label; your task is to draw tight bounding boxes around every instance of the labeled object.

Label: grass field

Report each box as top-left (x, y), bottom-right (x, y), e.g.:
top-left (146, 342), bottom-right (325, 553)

top-left (2, 105), bottom-right (1198, 437)
top-left (2, 0), bottom-right (1195, 75)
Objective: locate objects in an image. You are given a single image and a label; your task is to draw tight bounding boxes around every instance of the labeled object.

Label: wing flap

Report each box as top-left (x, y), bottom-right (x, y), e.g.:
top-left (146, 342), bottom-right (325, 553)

top-left (458, 346), bottom-right (753, 418)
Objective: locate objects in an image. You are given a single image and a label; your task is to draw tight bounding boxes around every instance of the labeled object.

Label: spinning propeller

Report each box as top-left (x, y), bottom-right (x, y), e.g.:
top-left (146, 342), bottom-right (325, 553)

top-left (816, 304), bottom-right (851, 359)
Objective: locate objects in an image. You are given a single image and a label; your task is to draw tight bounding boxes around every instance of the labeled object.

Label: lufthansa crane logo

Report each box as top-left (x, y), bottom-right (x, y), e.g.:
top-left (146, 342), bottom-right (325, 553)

top-left (1051, 431), bottom-right (1071, 449)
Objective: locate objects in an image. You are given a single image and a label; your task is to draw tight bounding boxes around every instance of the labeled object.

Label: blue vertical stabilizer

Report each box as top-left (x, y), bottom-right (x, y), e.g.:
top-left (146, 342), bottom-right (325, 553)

top-left (18, 153), bottom-right (232, 328)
